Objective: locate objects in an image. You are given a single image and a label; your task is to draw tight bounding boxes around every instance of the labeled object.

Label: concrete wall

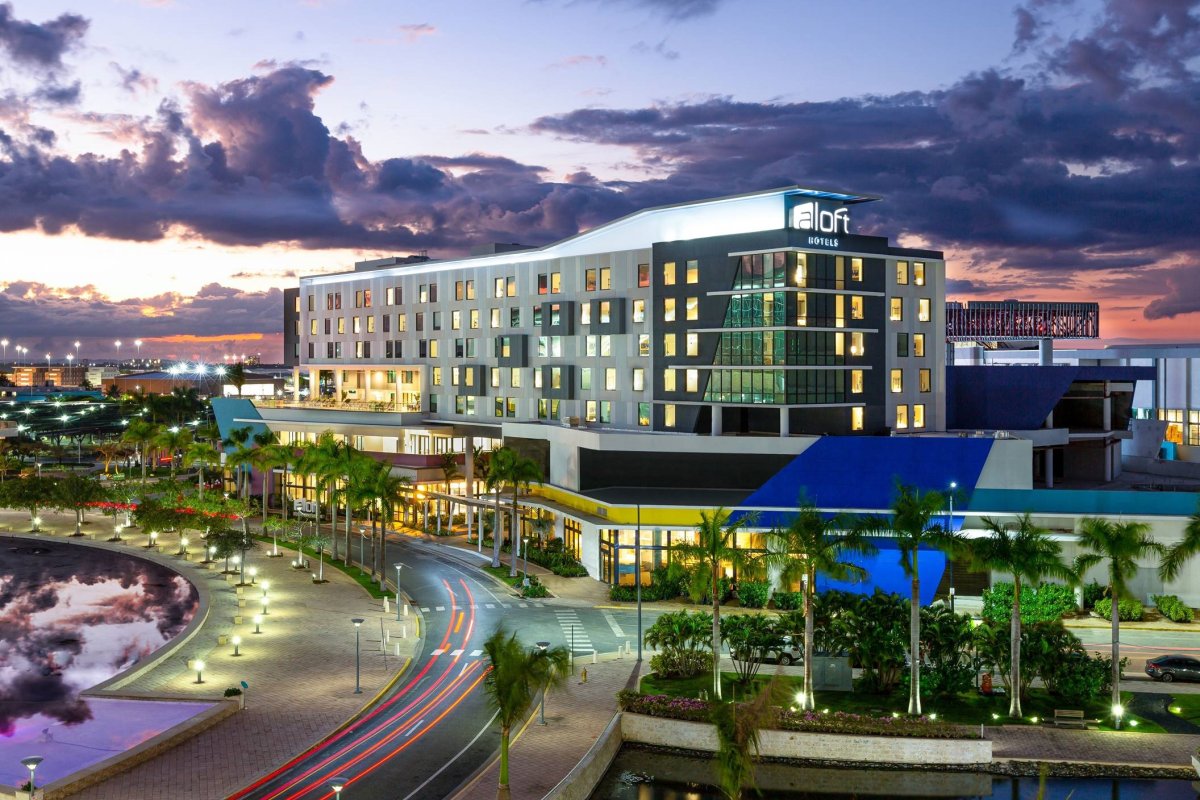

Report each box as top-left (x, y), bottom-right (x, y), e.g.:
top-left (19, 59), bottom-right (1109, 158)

top-left (545, 712), bottom-right (624, 800)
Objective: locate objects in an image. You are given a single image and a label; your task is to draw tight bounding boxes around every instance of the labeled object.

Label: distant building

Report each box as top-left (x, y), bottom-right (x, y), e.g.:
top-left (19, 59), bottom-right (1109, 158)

top-left (11, 365), bottom-right (85, 387)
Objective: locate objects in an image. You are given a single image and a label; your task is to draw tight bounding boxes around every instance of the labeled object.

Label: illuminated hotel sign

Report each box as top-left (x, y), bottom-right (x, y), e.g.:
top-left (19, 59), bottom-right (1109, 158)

top-left (791, 201), bottom-right (850, 235)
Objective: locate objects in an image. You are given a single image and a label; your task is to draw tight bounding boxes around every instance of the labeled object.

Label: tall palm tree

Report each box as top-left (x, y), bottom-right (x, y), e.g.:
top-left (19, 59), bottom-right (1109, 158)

top-left (302, 431), bottom-right (346, 561)
top-left (222, 426), bottom-right (253, 497)
top-left (227, 361), bottom-right (247, 397)
top-left (764, 501), bottom-right (875, 711)
top-left (440, 452), bottom-right (461, 529)
top-left (265, 442), bottom-right (299, 523)
top-left (154, 426), bottom-right (193, 479)
top-left (969, 513), bottom-right (1075, 718)
top-left (185, 440), bottom-right (221, 496)
top-left (122, 419), bottom-right (160, 481)
top-left (359, 460), bottom-right (410, 579)
top-left (1074, 517), bottom-right (1164, 713)
top-left (671, 507), bottom-right (755, 700)
top-left (485, 447), bottom-right (543, 576)
top-left (1159, 500), bottom-right (1200, 585)
top-left (885, 483), bottom-right (961, 716)
top-left (482, 626), bottom-right (570, 800)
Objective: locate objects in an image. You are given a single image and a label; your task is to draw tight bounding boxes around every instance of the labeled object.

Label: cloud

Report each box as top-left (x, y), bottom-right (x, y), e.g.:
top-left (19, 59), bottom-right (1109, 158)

top-left (111, 62), bottom-right (158, 94)
top-left (548, 54), bottom-right (608, 69)
top-left (631, 38), bottom-right (680, 60)
top-left (396, 23), bottom-right (436, 42)
top-left (1144, 266), bottom-right (1200, 319)
top-left (545, 0), bottom-right (722, 21)
top-left (0, 3), bottom-right (88, 73)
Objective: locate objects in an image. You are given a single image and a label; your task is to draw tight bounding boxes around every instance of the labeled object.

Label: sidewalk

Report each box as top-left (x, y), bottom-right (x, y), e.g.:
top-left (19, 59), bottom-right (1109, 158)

top-left (989, 725), bottom-right (1200, 770)
top-left (0, 510), bottom-right (416, 800)
top-left (451, 657), bottom-right (640, 800)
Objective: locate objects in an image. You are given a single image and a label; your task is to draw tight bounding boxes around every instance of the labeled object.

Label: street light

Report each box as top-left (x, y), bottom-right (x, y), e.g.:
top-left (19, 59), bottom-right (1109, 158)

top-left (394, 563), bottom-right (405, 621)
top-left (522, 535), bottom-right (531, 587)
top-left (194, 659), bottom-right (205, 684)
top-left (0, 339), bottom-right (8, 364)
top-left (947, 481), bottom-right (957, 612)
top-left (260, 596), bottom-right (270, 616)
top-left (329, 776), bottom-right (348, 798)
top-left (253, 614), bottom-right (263, 634)
top-left (20, 756), bottom-right (43, 794)
top-left (536, 641), bottom-right (550, 724)
top-left (114, 340), bottom-right (122, 363)
top-left (73, 340), bottom-right (80, 362)
top-left (134, 339), bottom-right (143, 361)
top-left (636, 502), bottom-right (643, 662)
top-left (351, 618), bottom-right (365, 694)
top-left (231, 635), bottom-right (242, 657)
top-left (1112, 702), bottom-right (1125, 730)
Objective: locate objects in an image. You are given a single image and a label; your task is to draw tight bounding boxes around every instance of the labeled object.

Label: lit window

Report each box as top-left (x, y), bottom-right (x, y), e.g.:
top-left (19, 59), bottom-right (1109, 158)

top-left (581, 302), bottom-right (592, 325)
top-left (632, 299), bottom-right (645, 323)
top-left (663, 261), bottom-right (676, 286)
top-left (919, 368), bottom-right (932, 393)
top-left (491, 368), bottom-right (501, 389)
top-left (850, 370), bottom-right (863, 394)
top-left (600, 335), bottom-right (612, 357)
top-left (850, 258), bottom-right (863, 281)
top-left (663, 334), bottom-right (676, 357)
top-left (914, 334), bottom-right (925, 357)
top-left (494, 278), bottom-right (505, 298)
top-left (795, 253), bottom-right (808, 287)
top-left (686, 260), bottom-right (699, 284)
top-left (637, 263), bottom-right (650, 288)
top-left (506, 277), bottom-right (517, 298)
top-left (338, 318), bottom-right (346, 334)
top-left (913, 404), bottom-right (925, 429)
top-left (896, 404), bottom-right (909, 429)
top-left (890, 298), bottom-right (903, 321)
top-left (891, 369), bottom-right (903, 393)
top-left (685, 297), bottom-right (699, 321)
top-left (796, 293), bottom-right (808, 325)
top-left (638, 402), bottom-right (650, 427)
top-left (605, 368), bottom-right (617, 391)
top-left (551, 272), bottom-right (561, 294)
top-left (451, 310), bottom-right (461, 330)
top-left (850, 296), bottom-right (864, 320)
top-left (353, 317), bottom-right (361, 334)
top-left (580, 368), bottom-right (592, 390)
top-left (896, 261), bottom-right (909, 285)
top-left (585, 268), bottom-right (597, 292)
top-left (511, 368), bottom-right (521, 389)
top-left (586, 336), bottom-right (597, 357)
top-left (599, 301), bottom-right (611, 324)
top-left (914, 262), bottom-right (925, 286)
top-left (686, 333), bottom-right (699, 356)
top-left (632, 367), bottom-right (645, 391)
top-left (663, 298), bottom-right (676, 322)
top-left (664, 369), bottom-right (676, 392)
top-left (918, 298), bottom-right (931, 322)
top-left (850, 332), bottom-right (865, 356)
top-left (600, 267), bottom-right (611, 290)
top-left (664, 404), bottom-right (676, 427)
top-left (685, 369), bottom-right (699, 393)
top-left (638, 334), bottom-right (650, 357)
top-left (851, 407), bottom-right (864, 431)
top-left (585, 401), bottom-right (597, 422)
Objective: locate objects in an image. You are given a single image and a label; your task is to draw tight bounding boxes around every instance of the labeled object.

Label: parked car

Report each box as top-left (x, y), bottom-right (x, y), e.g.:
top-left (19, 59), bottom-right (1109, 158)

top-left (1145, 654), bottom-right (1200, 683)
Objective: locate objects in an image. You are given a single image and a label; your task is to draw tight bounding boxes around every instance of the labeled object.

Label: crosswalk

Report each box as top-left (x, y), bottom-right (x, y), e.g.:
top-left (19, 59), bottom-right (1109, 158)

top-left (554, 608), bottom-right (594, 654)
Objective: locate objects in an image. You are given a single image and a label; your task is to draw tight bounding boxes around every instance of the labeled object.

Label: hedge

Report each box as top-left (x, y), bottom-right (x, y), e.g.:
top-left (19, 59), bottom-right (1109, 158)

top-left (1093, 597), bottom-right (1144, 621)
top-left (1151, 594), bottom-right (1194, 623)
top-left (773, 591), bottom-right (803, 611)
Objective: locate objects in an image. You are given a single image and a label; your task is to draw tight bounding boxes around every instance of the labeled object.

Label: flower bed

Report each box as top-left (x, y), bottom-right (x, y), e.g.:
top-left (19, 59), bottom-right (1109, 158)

top-left (617, 691), bottom-right (979, 740)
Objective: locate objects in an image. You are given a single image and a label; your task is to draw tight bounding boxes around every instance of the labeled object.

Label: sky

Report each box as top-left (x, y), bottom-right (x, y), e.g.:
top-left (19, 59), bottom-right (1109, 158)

top-left (0, 0), bottom-right (1198, 363)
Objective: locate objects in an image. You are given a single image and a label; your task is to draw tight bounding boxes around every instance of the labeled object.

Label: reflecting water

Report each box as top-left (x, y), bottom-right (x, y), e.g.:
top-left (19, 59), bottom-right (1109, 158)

top-left (0, 539), bottom-right (205, 785)
top-left (591, 747), bottom-right (1200, 799)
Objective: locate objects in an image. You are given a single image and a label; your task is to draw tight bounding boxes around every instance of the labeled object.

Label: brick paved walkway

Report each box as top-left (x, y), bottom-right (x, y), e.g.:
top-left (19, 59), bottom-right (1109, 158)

top-left (451, 657), bottom-right (639, 800)
top-left (2, 510), bottom-right (416, 800)
top-left (989, 726), bottom-right (1200, 768)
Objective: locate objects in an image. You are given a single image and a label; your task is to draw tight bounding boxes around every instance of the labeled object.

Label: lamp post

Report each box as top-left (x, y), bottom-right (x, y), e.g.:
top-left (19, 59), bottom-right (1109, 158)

top-left (359, 526), bottom-right (367, 567)
top-left (134, 339), bottom-right (143, 363)
top-left (330, 776), bottom-right (347, 798)
top-left (947, 480), bottom-right (957, 612)
top-left (394, 563), bottom-right (405, 621)
top-left (636, 502), bottom-right (643, 662)
top-left (232, 635), bottom-right (242, 657)
top-left (253, 614), bottom-right (263, 634)
top-left (522, 535), bottom-right (531, 587)
top-left (20, 756), bottom-right (42, 795)
top-left (536, 641), bottom-right (551, 724)
top-left (114, 340), bottom-right (121, 364)
top-left (194, 659), bottom-right (205, 684)
top-left (73, 340), bottom-right (80, 362)
top-left (1, 339), bottom-right (7, 364)
top-left (351, 618), bottom-right (364, 693)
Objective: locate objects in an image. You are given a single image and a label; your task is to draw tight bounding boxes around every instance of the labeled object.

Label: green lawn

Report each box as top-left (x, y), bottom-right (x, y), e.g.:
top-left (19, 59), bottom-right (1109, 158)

top-left (1168, 692), bottom-right (1200, 724)
top-left (252, 536), bottom-right (388, 598)
top-left (640, 672), bottom-right (1164, 732)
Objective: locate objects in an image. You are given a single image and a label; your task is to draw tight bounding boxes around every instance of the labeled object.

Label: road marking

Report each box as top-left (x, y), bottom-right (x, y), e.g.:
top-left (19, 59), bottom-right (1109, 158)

top-left (501, 603), bottom-right (511, 608)
top-left (399, 709), bottom-right (500, 800)
top-left (485, 603), bottom-right (495, 609)
top-left (405, 719), bottom-right (424, 737)
top-left (603, 612), bottom-right (625, 637)
top-left (554, 609), bottom-right (594, 651)
top-left (450, 649), bottom-right (464, 657)
top-left (420, 607), bottom-right (431, 612)
top-left (470, 649), bottom-right (482, 657)
top-left (454, 611), bottom-right (465, 633)
top-left (435, 605), bottom-right (446, 612)
top-left (431, 648), bottom-right (445, 655)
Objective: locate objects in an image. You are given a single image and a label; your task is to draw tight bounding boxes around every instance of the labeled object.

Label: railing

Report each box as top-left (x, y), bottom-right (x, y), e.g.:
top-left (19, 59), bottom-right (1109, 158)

top-left (253, 398), bottom-right (422, 413)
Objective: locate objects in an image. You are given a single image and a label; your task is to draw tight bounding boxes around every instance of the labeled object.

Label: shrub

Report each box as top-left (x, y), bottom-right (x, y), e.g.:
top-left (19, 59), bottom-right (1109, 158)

top-left (644, 610), bottom-right (713, 678)
top-left (736, 580), bottom-right (771, 609)
top-left (917, 604), bottom-right (976, 697)
top-left (1082, 580), bottom-right (1107, 610)
top-left (521, 581), bottom-right (549, 598)
top-left (773, 591), bottom-right (803, 611)
top-left (1048, 652), bottom-right (1117, 704)
top-left (524, 543), bottom-right (590, 577)
top-left (223, 687), bottom-right (243, 697)
top-left (1151, 594), bottom-right (1194, 623)
top-left (609, 584), bottom-right (637, 602)
top-left (981, 582), bottom-right (1077, 624)
top-left (1093, 597), bottom-right (1143, 621)
top-left (650, 650), bottom-right (713, 681)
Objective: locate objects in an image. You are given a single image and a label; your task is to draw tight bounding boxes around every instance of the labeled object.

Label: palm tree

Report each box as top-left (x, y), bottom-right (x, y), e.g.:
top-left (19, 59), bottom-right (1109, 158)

top-left (298, 432), bottom-right (345, 561)
top-left (485, 447), bottom-right (543, 576)
top-left (1160, 500), bottom-right (1200, 585)
top-left (185, 440), bottom-right (221, 496)
top-left (440, 452), bottom-right (461, 529)
top-left (482, 626), bottom-right (570, 800)
top-left (764, 501), bottom-right (875, 711)
top-left (358, 460), bottom-right (410, 580)
top-left (122, 419), bottom-right (160, 481)
top-left (154, 426), bottom-right (193, 479)
top-left (222, 426), bottom-right (253, 498)
top-left (227, 361), bottom-right (247, 397)
top-left (671, 507), bottom-right (755, 700)
top-left (884, 484), bottom-right (961, 716)
top-left (969, 513), bottom-right (1075, 718)
top-left (1074, 517), bottom-right (1164, 713)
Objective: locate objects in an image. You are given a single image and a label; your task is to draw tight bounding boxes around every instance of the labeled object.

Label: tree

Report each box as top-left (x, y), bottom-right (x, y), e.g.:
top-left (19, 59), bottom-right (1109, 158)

top-left (184, 440), bottom-right (221, 496)
top-left (250, 432), bottom-right (283, 527)
top-left (353, 459), bottom-right (409, 579)
top-left (710, 677), bottom-right (785, 800)
top-left (968, 513), bottom-right (1075, 718)
top-left (55, 473), bottom-right (106, 536)
top-left (880, 484), bottom-right (961, 716)
top-left (485, 447), bottom-right (543, 575)
top-left (0, 475), bottom-right (57, 531)
top-left (1159, 499), bottom-right (1200, 584)
top-left (439, 452), bottom-right (461, 528)
top-left (719, 614), bottom-right (782, 685)
top-left (222, 426), bottom-right (254, 498)
top-left (643, 610), bottom-right (713, 679)
top-left (95, 440), bottom-right (129, 475)
top-left (482, 626), bottom-right (570, 800)
top-left (154, 426), bottom-right (193, 479)
top-left (122, 419), bottom-right (160, 481)
top-left (227, 361), bottom-right (247, 397)
top-left (671, 507), bottom-right (755, 700)
top-left (1073, 517), bottom-right (1164, 713)
top-left (763, 501), bottom-right (874, 710)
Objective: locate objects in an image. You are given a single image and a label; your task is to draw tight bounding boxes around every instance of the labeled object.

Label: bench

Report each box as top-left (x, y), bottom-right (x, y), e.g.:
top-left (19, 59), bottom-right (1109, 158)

top-left (1051, 709), bottom-right (1087, 729)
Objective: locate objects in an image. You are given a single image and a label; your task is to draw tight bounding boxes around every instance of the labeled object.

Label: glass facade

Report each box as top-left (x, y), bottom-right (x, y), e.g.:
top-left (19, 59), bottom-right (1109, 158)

top-left (598, 528), bottom-right (766, 586)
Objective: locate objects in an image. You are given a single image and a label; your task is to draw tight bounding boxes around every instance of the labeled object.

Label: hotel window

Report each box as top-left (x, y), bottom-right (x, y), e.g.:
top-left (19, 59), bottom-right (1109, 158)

top-left (663, 334), bottom-right (677, 357)
top-left (599, 301), bottom-right (612, 324)
top-left (913, 404), bottom-right (926, 429)
top-left (835, 256), bottom-right (846, 289)
top-left (551, 272), bottom-right (561, 294)
top-left (455, 281), bottom-right (465, 301)
top-left (432, 311), bottom-right (442, 331)
top-left (308, 342), bottom-right (315, 358)
top-left (367, 316), bottom-right (376, 333)
top-left (532, 306), bottom-right (543, 326)
top-left (415, 312), bottom-right (424, 332)
top-left (600, 267), bottom-right (612, 290)
top-left (850, 295), bottom-right (864, 320)
top-left (835, 295), bottom-right (845, 328)
top-left (397, 313), bottom-right (407, 332)
top-left (538, 398), bottom-right (558, 419)
top-left (534, 369), bottom-right (543, 389)
top-left (664, 404), bottom-right (677, 427)
top-left (796, 293), bottom-right (808, 325)
top-left (498, 336), bottom-right (513, 358)
top-left (664, 368), bottom-right (677, 391)
top-left (600, 335), bottom-right (612, 356)
top-left (891, 369), bottom-right (903, 393)
top-left (490, 308), bottom-right (501, 328)
top-left (364, 290), bottom-right (372, 308)
top-left (632, 367), bottom-right (645, 391)
top-left (580, 368), bottom-right (592, 391)
top-left (537, 274), bottom-right (549, 295)
top-left (494, 277), bottom-right (505, 298)
top-left (851, 258), bottom-right (863, 282)
top-left (638, 402), bottom-right (651, 427)
top-left (890, 298), bottom-right (903, 321)
top-left (605, 368), bottom-right (617, 391)
top-left (581, 302), bottom-right (592, 325)
top-left (470, 309), bottom-right (479, 329)
top-left (632, 299), bottom-right (645, 323)
top-left (419, 284), bottom-right (429, 303)
top-left (355, 341), bottom-right (365, 358)
top-left (355, 290), bottom-right (363, 308)
top-left (918, 298), bottom-right (931, 322)
top-left (451, 310), bottom-right (461, 330)
top-left (913, 262), bottom-right (925, 286)
top-left (663, 261), bottom-right (676, 285)
top-left (638, 334), bottom-right (650, 357)
top-left (686, 260), bottom-right (699, 284)
top-left (896, 404), bottom-right (909, 430)
top-left (1187, 410), bottom-right (1200, 446)
top-left (429, 340), bottom-right (440, 357)
top-left (451, 367), bottom-right (461, 386)
top-left (385, 288), bottom-right (394, 305)
top-left (308, 294), bottom-right (316, 311)
top-left (585, 336), bottom-right (598, 357)
top-left (585, 401), bottom-right (598, 423)
top-left (310, 319), bottom-right (318, 335)
top-left (510, 307), bottom-right (521, 327)
top-left (637, 263), bottom-right (650, 288)
top-left (795, 253), bottom-right (808, 287)
top-left (600, 401), bottom-right (611, 423)
top-left (851, 407), bottom-right (864, 431)
top-left (466, 280), bottom-right (475, 300)
top-left (585, 268), bottom-right (597, 291)
top-left (685, 297), bottom-right (699, 321)
top-left (685, 369), bottom-right (699, 393)
top-left (896, 261), bottom-right (909, 285)
top-left (353, 317), bottom-right (362, 334)
top-left (463, 366), bottom-right (475, 387)
top-left (506, 277), bottom-right (517, 297)
top-left (850, 331), bottom-right (864, 356)
top-left (383, 315), bottom-right (390, 333)
top-left (663, 298), bottom-right (676, 322)
top-left (919, 368), bottom-right (932, 392)
top-left (491, 368), bottom-right (501, 389)
top-left (337, 317), bottom-right (346, 334)
top-left (850, 369), bottom-right (863, 394)
top-left (686, 333), bottom-right (699, 356)
top-left (913, 333), bottom-right (925, 357)
top-left (897, 332), bottom-right (909, 357)
top-left (550, 304), bottom-right (562, 326)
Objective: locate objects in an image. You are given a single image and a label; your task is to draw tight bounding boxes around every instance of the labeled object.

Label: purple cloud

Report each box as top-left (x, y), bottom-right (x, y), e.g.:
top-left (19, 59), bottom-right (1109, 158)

top-left (0, 3), bottom-right (87, 72)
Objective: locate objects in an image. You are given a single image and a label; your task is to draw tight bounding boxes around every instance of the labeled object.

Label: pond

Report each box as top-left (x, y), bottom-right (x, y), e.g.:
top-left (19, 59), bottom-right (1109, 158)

top-left (590, 746), bottom-right (1200, 799)
top-left (0, 538), bottom-right (212, 787)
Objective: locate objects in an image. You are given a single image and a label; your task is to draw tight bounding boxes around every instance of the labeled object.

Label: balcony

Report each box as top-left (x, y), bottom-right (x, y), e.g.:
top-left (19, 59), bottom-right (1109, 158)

top-left (256, 397), bottom-right (422, 413)
top-left (249, 398), bottom-right (428, 430)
